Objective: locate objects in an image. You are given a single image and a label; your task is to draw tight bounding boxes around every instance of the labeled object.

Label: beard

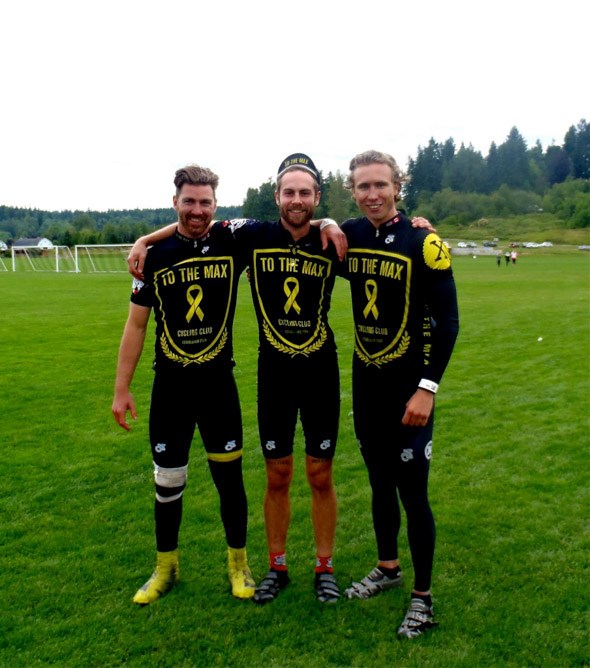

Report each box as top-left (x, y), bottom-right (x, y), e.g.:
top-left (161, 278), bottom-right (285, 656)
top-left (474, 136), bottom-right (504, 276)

top-left (280, 204), bottom-right (313, 228)
top-left (178, 210), bottom-right (211, 238)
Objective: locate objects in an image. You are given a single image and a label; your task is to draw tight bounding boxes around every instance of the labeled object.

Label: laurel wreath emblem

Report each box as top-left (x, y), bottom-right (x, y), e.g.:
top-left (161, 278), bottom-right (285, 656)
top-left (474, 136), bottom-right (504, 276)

top-left (262, 320), bottom-right (327, 357)
top-left (355, 330), bottom-right (410, 366)
top-left (160, 329), bottom-right (227, 366)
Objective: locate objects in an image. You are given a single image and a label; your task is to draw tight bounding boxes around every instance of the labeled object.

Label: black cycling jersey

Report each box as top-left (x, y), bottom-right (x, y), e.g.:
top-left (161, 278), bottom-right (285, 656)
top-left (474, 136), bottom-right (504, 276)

top-left (131, 226), bottom-right (245, 371)
top-left (128, 225), bottom-right (248, 553)
top-left (223, 218), bottom-right (341, 459)
top-left (227, 219), bottom-right (338, 360)
top-left (340, 212), bottom-right (459, 590)
top-left (341, 212), bottom-right (459, 389)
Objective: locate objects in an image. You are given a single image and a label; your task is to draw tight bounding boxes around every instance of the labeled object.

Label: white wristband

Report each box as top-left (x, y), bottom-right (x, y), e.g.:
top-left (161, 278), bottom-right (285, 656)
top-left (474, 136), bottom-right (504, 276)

top-left (418, 379), bottom-right (439, 394)
top-left (319, 218), bottom-right (337, 230)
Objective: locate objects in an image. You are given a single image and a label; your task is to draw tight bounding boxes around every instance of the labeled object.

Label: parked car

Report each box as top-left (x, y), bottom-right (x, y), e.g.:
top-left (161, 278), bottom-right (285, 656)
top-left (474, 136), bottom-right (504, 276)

top-left (540, 242), bottom-right (553, 247)
top-left (483, 241), bottom-right (497, 247)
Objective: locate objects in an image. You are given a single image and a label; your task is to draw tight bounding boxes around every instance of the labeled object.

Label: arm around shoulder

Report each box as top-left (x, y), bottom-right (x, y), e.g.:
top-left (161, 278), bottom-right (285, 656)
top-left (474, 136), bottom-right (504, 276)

top-left (128, 223), bottom-right (178, 279)
top-left (316, 219), bottom-right (348, 261)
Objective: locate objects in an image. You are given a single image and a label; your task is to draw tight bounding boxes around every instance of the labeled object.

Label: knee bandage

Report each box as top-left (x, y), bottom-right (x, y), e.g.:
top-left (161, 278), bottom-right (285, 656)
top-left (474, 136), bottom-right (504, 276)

top-left (153, 463), bottom-right (188, 503)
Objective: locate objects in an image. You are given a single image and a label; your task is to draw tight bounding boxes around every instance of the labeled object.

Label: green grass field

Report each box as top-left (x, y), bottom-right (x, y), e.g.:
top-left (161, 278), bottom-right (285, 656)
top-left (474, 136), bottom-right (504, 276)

top-left (1, 253), bottom-right (589, 667)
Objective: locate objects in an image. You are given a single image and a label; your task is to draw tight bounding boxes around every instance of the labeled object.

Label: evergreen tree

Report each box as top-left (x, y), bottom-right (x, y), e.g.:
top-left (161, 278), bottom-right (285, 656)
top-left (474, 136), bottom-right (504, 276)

top-left (442, 144), bottom-right (486, 192)
top-left (405, 138), bottom-right (450, 210)
top-left (496, 127), bottom-right (532, 189)
top-left (545, 145), bottom-right (571, 185)
top-left (324, 172), bottom-right (354, 222)
top-left (441, 138), bottom-right (456, 165)
top-left (242, 180), bottom-right (277, 221)
top-left (485, 142), bottom-right (503, 193)
top-left (564, 119), bottom-right (590, 179)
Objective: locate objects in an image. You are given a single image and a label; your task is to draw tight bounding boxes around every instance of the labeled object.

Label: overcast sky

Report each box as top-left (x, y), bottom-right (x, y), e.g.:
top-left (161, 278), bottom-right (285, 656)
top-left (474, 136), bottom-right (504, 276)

top-left (0, 0), bottom-right (587, 212)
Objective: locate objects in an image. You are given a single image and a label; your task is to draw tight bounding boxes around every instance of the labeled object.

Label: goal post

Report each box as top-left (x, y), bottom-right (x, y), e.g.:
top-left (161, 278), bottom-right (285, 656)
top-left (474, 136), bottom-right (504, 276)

top-left (7, 244), bottom-right (135, 273)
top-left (74, 244), bottom-right (133, 273)
top-left (10, 246), bottom-right (76, 272)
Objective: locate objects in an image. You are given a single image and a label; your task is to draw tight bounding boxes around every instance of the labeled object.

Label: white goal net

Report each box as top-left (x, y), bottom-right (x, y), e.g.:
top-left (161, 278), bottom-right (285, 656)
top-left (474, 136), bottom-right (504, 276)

top-left (7, 244), bottom-right (134, 273)
top-left (74, 244), bottom-right (133, 272)
top-left (10, 246), bottom-right (76, 272)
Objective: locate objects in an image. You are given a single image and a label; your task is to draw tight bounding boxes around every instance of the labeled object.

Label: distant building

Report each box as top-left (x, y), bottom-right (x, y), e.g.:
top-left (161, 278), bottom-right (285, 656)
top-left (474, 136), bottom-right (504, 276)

top-left (12, 237), bottom-right (54, 249)
top-left (0, 241), bottom-right (7, 251)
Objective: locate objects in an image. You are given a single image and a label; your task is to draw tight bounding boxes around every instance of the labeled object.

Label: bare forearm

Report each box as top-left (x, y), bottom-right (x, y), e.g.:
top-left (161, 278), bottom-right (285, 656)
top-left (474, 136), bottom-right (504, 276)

top-left (114, 314), bottom-right (148, 392)
top-left (140, 222), bottom-right (177, 246)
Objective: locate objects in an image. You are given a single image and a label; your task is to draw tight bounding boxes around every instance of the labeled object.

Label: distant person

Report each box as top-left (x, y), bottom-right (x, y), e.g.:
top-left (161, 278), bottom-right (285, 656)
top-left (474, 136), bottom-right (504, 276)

top-left (511, 250), bottom-right (517, 264)
top-left (112, 164), bottom-right (255, 604)
top-left (496, 253), bottom-right (501, 267)
top-left (505, 251), bottom-right (510, 266)
top-left (340, 150), bottom-right (459, 639)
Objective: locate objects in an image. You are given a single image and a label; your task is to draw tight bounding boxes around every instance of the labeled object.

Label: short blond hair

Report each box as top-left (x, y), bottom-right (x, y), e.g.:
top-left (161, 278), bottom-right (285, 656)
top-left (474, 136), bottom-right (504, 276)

top-left (346, 150), bottom-right (408, 201)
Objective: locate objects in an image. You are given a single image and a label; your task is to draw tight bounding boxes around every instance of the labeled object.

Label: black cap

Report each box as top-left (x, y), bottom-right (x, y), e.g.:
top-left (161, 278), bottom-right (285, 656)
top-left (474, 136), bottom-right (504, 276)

top-left (277, 153), bottom-right (321, 186)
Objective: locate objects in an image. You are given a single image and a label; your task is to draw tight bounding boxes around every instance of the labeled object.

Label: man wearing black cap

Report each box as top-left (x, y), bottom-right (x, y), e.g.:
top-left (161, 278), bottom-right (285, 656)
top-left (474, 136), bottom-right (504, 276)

top-left (233, 153), bottom-right (341, 605)
top-left (127, 154), bottom-right (344, 605)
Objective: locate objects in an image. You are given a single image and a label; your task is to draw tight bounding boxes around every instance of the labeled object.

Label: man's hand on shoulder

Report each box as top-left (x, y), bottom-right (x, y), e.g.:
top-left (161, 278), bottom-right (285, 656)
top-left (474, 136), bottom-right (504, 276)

top-left (128, 238), bottom-right (150, 279)
top-left (320, 219), bottom-right (348, 261)
top-left (411, 217), bottom-right (436, 233)
top-left (127, 222), bottom-right (179, 278)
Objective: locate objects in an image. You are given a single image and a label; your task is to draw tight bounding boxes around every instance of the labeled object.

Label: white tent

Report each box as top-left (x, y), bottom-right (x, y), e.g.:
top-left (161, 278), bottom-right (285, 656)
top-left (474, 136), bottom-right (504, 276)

top-left (12, 237), bottom-right (54, 249)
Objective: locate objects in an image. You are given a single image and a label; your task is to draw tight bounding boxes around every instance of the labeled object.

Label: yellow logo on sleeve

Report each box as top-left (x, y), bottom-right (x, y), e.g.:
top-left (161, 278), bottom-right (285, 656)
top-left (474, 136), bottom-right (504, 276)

top-left (423, 234), bottom-right (451, 270)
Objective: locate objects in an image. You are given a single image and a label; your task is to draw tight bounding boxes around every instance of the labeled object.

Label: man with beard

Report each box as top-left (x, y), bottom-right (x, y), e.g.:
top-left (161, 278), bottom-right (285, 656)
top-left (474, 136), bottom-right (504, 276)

top-left (232, 154), bottom-right (341, 605)
top-left (112, 164), bottom-right (255, 604)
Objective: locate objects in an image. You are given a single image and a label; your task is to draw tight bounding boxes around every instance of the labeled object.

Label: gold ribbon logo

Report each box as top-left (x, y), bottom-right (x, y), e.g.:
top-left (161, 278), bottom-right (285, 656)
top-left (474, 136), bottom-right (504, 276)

top-left (185, 285), bottom-right (204, 322)
top-left (363, 279), bottom-right (379, 319)
top-left (283, 277), bottom-right (301, 315)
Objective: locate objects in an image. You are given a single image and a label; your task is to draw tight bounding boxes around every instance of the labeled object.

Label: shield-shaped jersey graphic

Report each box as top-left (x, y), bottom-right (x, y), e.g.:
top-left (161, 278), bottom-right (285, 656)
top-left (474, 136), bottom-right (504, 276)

top-left (154, 256), bottom-right (235, 364)
top-left (347, 248), bottom-right (411, 363)
top-left (252, 248), bottom-right (333, 355)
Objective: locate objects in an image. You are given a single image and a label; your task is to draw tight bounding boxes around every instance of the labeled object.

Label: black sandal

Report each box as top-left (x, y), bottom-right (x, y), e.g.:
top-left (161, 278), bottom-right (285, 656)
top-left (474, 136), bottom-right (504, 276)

top-left (253, 570), bottom-right (290, 605)
top-left (315, 572), bottom-right (340, 603)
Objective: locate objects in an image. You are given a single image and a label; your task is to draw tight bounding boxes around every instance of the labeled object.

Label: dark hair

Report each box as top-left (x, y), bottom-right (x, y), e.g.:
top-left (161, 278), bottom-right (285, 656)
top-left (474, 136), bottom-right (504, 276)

top-left (174, 165), bottom-right (219, 196)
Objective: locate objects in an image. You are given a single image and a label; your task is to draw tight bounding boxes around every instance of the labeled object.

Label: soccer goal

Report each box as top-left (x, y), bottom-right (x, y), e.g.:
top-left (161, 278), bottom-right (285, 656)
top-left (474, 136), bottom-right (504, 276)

top-left (74, 244), bottom-right (133, 272)
top-left (10, 246), bottom-right (76, 272)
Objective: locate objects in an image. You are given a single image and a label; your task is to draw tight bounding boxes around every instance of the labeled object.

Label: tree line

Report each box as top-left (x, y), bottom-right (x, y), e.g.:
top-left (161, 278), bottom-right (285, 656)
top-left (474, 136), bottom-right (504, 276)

top-left (1, 120), bottom-right (588, 247)
top-left (0, 205), bottom-right (241, 247)
top-left (241, 120), bottom-right (589, 229)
